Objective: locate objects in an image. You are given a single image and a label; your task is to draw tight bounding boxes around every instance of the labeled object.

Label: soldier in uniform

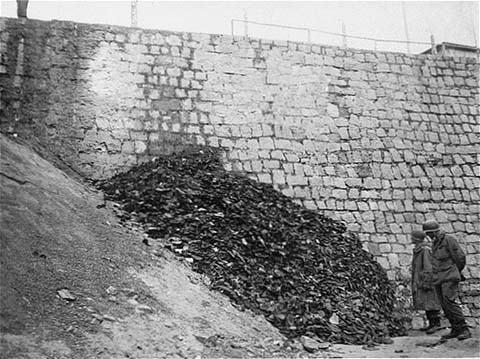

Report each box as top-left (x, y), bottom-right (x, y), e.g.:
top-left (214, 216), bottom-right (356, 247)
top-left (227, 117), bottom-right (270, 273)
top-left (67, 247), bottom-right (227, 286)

top-left (423, 220), bottom-right (471, 340)
top-left (410, 229), bottom-right (442, 334)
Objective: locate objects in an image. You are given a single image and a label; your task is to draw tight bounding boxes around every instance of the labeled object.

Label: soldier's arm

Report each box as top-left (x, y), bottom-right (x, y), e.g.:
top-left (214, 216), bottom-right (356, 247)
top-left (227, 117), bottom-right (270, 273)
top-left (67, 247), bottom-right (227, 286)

top-left (447, 236), bottom-right (466, 272)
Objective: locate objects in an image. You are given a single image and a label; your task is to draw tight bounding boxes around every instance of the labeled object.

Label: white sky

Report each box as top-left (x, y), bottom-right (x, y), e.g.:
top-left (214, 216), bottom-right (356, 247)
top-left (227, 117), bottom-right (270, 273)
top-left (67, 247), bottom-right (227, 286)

top-left (1, 1), bottom-right (478, 53)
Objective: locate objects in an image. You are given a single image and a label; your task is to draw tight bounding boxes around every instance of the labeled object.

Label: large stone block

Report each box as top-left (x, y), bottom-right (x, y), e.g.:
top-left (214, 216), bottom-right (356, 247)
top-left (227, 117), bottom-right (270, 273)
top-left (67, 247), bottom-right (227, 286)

top-left (388, 253), bottom-right (400, 267)
top-left (286, 175), bottom-right (308, 186)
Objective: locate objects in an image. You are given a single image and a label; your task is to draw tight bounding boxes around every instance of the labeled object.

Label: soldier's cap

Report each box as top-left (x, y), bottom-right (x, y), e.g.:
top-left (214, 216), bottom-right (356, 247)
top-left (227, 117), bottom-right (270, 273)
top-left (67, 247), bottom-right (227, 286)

top-left (423, 220), bottom-right (440, 233)
top-left (411, 229), bottom-right (426, 239)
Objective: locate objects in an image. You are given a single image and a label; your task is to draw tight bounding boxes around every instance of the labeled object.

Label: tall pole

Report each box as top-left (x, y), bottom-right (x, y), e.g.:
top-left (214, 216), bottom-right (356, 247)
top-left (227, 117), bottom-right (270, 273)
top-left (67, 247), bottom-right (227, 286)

top-left (342, 21), bottom-right (347, 48)
top-left (243, 9), bottom-right (248, 37)
top-left (401, 1), bottom-right (411, 53)
top-left (431, 34), bottom-right (437, 55)
top-left (131, 0), bottom-right (138, 27)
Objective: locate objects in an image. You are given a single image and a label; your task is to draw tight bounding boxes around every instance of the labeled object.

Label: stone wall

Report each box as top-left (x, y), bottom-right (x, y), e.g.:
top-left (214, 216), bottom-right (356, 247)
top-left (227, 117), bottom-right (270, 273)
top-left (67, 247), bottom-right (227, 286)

top-left (1, 17), bottom-right (479, 325)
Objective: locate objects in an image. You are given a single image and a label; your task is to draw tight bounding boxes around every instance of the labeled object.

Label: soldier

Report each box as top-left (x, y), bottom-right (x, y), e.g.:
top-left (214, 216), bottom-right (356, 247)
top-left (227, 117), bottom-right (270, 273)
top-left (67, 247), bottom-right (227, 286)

top-left (423, 220), bottom-right (471, 340)
top-left (410, 229), bottom-right (442, 334)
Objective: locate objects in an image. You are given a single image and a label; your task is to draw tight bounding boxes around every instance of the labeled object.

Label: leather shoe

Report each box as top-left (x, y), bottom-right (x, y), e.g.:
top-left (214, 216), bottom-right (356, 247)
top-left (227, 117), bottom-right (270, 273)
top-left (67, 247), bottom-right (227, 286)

top-left (426, 324), bottom-right (441, 334)
top-left (441, 329), bottom-right (459, 340)
top-left (457, 328), bottom-right (472, 341)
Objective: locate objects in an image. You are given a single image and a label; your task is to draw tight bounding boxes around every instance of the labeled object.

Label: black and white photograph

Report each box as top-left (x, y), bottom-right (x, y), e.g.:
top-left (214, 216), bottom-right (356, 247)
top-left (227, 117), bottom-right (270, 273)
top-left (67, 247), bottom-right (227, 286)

top-left (0, 1), bottom-right (478, 358)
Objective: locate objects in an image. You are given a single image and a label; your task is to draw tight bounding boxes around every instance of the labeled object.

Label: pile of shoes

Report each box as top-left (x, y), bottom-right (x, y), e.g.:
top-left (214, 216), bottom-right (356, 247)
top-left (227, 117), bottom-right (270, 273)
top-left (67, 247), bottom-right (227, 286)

top-left (99, 146), bottom-right (407, 344)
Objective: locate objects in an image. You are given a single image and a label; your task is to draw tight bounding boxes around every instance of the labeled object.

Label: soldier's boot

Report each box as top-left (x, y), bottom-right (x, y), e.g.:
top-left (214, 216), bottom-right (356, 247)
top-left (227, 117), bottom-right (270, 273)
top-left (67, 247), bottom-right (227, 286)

top-left (456, 327), bottom-right (472, 341)
top-left (441, 327), bottom-right (460, 340)
top-left (425, 318), bottom-right (442, 334)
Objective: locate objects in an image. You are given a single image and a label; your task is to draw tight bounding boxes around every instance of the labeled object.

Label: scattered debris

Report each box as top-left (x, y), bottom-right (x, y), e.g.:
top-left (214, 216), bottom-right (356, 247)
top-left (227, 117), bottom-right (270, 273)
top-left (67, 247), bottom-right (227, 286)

top-left (188, 275), bottom-right (199, 284)
top-left (194, 334), bottom-right (223, 347)
top-left (317, 342), bottom-right (330, 350)
top-left (329, 313), bottom-right (340, 325)
top-left (201, 300), bottom-right (211, 307)
top-left (136, 304), bottom-right (154, 313)
top-left (127, 298), bottom-right (139, 306)
top-left (230, 342), bottom-right (246, 349)
top-left (106, 286), bottom-right (117, 295)
top-left (57, 288), bottom-right (76, 301)
top-left (122, 288), bottom-right (137, 297)
top-left (164, 321), bottom-right (174, 328)
top-left (102, 314), bottom-right (116, 322)
top-left (32, 250), bottom-right (47, 259)
top-left (99, 146), bottom-right (407, 344)
top-left (300, 336), bottom-right (328, 352)
top-left (362, 344), bottom-right (380, 351)
top-left (416, 339), bottom-right (443, 348)
top-left (92, 313), bottom-right (104, 322)
top-left (382, 337), bottom-right (394, 344)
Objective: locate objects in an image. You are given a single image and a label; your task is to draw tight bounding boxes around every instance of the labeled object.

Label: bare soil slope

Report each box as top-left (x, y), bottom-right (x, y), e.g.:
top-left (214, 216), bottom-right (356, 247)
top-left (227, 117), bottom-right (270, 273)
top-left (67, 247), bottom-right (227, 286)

top-left (0, 134), bottom-right (478, 358)
top-left (0, 134), bottom-right (288, 359)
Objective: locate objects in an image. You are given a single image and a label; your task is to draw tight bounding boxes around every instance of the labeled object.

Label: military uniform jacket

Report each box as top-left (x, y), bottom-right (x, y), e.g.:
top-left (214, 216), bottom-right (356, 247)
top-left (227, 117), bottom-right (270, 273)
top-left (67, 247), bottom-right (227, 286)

top-left (411, 242), bottom-right (441, 310)
top-left (431, 231), bottom-right (466, 285)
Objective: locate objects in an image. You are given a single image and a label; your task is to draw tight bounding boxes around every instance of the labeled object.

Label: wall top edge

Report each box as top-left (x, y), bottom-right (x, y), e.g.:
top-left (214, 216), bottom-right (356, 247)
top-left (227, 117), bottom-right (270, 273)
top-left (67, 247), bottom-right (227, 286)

top-left (0, 16), bottom-right (478, 64)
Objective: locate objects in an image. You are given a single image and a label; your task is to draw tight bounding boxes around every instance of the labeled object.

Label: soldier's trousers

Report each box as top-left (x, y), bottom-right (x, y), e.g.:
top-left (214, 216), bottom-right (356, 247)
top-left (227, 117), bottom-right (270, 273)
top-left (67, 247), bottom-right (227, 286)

top-left (434, 281), bottom-right (467, 331)
top-left (426, 309), bottom-right (441, 324)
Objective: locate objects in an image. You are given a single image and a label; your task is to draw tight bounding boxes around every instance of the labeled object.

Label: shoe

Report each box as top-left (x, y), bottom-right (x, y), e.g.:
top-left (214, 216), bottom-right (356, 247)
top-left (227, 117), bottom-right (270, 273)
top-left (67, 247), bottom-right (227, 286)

top-left (457, 328), bottom-right (472, 341)
top-left (419, 325), bottom-right (430, 331)
top-left (381, 337), bottom-right (394, 344)
top-left (426, 324), bottom-right (442, 334)
top-left (441, 329), bottom-right (460, 340)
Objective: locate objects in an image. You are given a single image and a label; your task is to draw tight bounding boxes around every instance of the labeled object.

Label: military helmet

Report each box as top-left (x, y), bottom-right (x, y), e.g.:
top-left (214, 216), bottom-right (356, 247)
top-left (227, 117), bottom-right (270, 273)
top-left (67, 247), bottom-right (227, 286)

top-left (423, 220), bottom-right (440, 233)
top-left (411, 229), bottom-right (426, 239)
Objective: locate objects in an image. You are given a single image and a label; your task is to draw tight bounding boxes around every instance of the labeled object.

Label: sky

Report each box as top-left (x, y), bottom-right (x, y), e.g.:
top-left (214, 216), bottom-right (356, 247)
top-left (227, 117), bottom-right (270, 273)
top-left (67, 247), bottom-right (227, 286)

top-left (1, 1), bottom-right (478, 53)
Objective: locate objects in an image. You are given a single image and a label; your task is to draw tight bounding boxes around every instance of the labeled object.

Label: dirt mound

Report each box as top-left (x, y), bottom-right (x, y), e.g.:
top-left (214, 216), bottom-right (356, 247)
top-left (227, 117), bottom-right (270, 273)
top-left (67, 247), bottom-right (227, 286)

top-left (99, 146), bottom-right (407, 345)
top-left (0, 134), bottom-right (292, 358)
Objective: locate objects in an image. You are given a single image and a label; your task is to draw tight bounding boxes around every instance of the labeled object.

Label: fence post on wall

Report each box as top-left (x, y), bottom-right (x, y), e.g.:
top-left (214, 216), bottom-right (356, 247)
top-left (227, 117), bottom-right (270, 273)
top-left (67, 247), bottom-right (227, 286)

top-left (307, 29), bottom-right (311, 43)
top-left (342, 21), bottom-right (347, 48)
top-left (131, 0), bottom-right (138, 27)
top-left (401, 1), bottom-right (411, 53)
top-left (243, 10), bottom-right (248, 37)
top-left (430, 34), bottom-right (437, 55)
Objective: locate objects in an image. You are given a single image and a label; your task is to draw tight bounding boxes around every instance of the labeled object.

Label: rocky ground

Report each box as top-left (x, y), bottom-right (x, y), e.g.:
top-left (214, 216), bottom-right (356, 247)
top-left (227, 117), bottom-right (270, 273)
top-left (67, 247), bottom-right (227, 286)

top-left (0, 133), bottom-right (478, 358)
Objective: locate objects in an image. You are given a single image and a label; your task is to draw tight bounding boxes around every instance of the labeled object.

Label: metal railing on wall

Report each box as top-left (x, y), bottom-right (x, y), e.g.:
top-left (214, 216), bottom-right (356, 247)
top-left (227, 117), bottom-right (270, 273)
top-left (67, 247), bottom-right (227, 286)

top-left (231, 19), bottom-right (436, 54)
